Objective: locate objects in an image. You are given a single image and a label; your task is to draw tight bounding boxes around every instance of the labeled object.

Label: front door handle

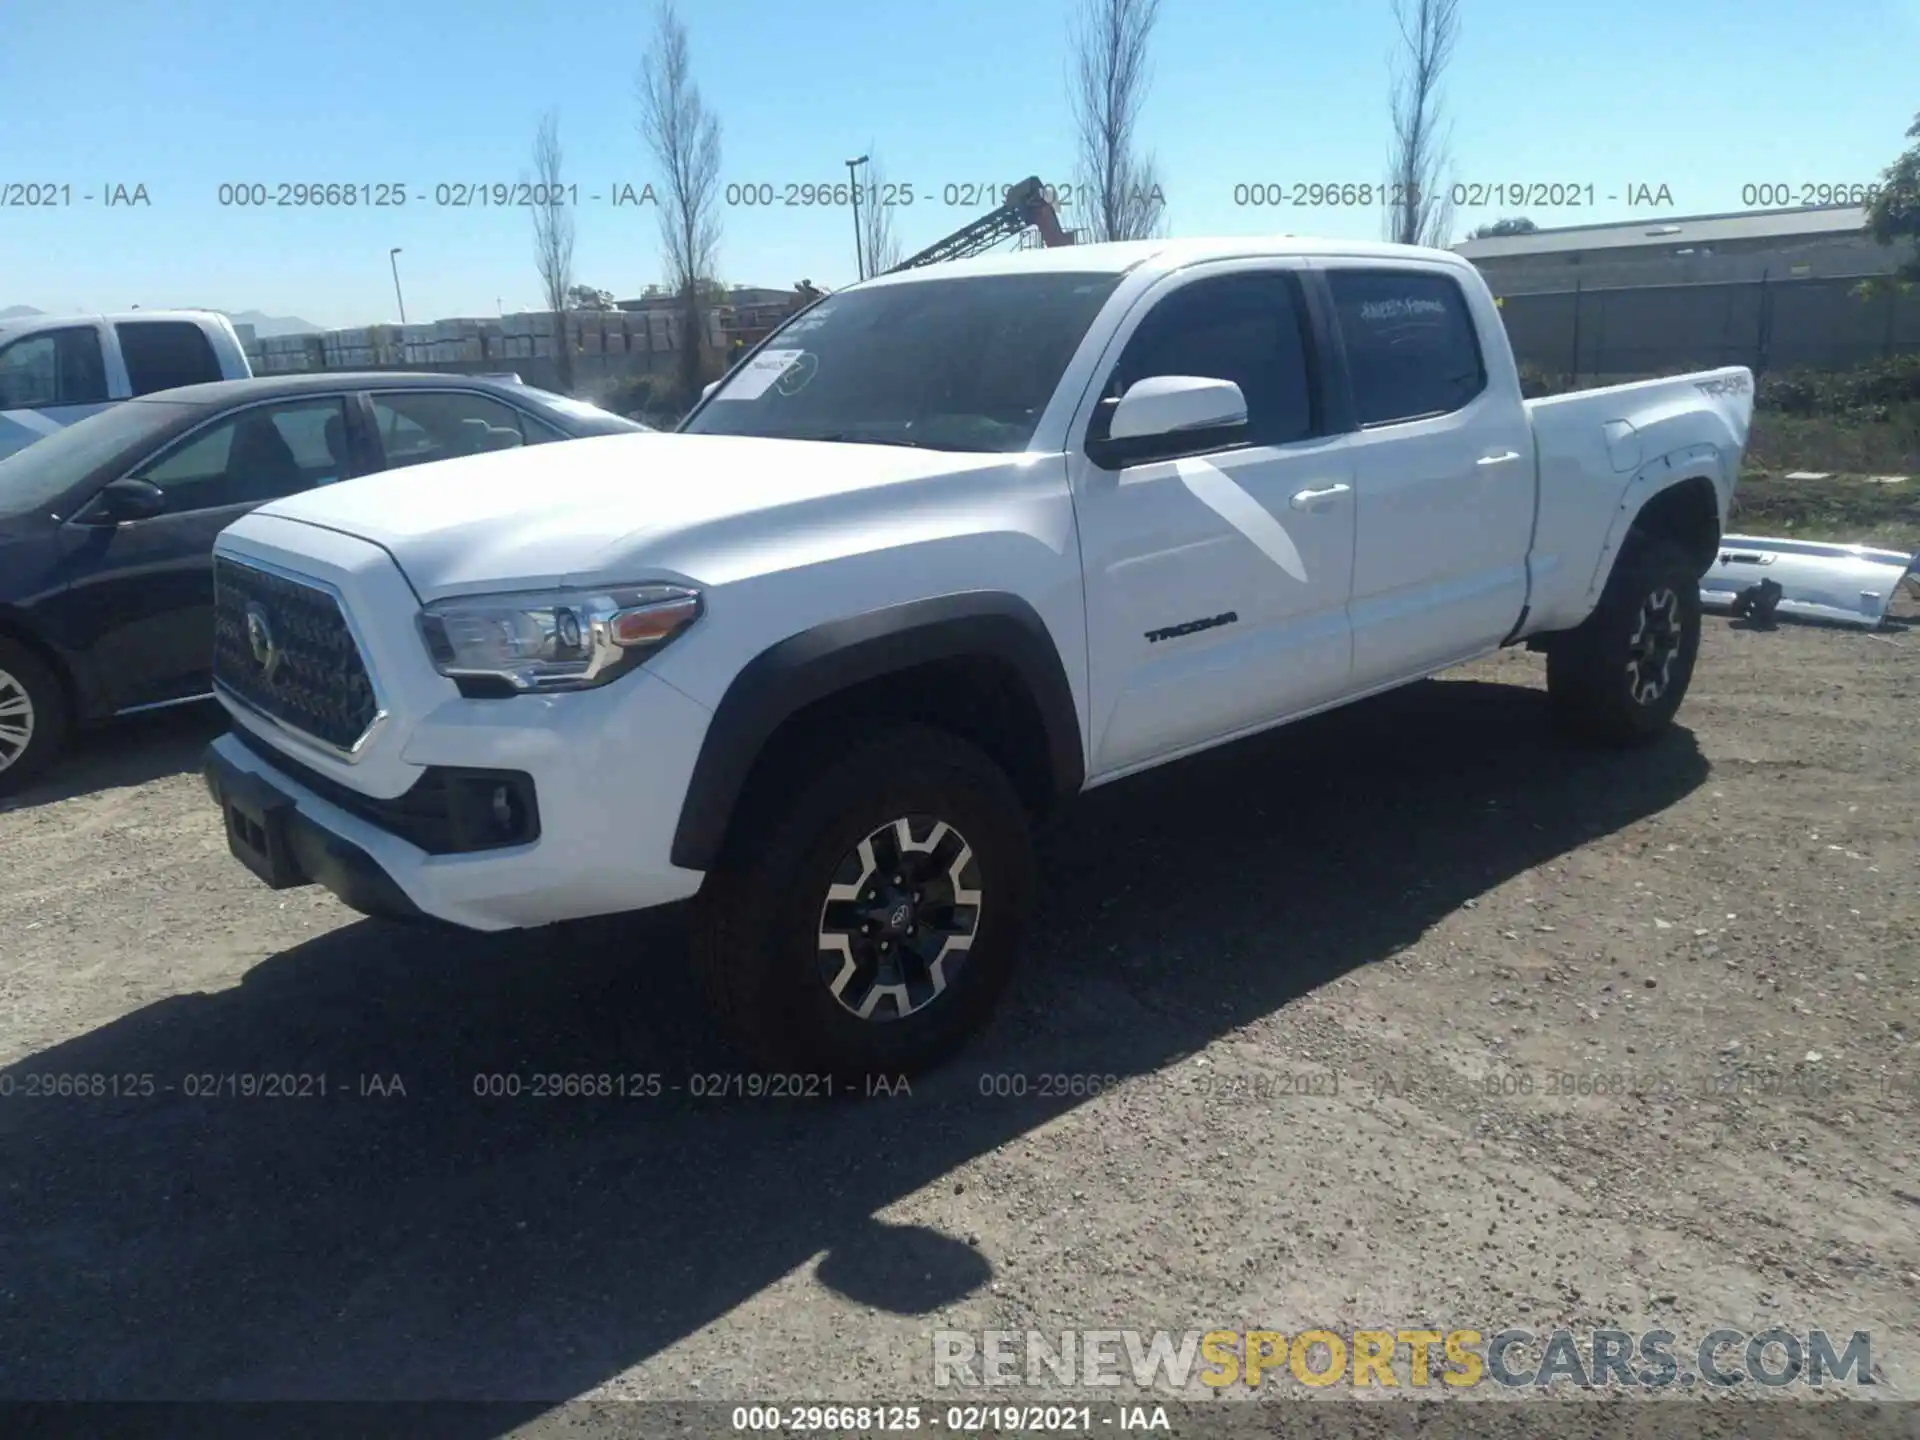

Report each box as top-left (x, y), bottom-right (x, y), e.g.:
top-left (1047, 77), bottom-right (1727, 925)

top-left (1478, 449), bottom-right (1522, 466)
top-left (1289, 483), bottom-right (1351, 510)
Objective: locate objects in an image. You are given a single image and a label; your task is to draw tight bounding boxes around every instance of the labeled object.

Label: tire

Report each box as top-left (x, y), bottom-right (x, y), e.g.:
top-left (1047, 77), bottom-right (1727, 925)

top-left (690, 723), bottom-right (1036, 1080)
top-left (0, 638), bottom-right (69, 798)
top-left (1546, 536), bottom-right (1702, 745)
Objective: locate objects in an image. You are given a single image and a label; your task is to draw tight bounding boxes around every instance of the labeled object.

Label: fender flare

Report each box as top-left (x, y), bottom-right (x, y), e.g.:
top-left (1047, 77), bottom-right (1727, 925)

top-left (669, 591), bottom-right (1086, 871)
top-left (1582, 447), bottom-right (1724, 606)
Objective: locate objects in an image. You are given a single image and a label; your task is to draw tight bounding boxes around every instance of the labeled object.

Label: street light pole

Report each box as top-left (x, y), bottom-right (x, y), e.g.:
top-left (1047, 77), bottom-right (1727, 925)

top-left (846, 155), bottom-right (869, 282)
top-left (389, 247), bottom-right (408, 324)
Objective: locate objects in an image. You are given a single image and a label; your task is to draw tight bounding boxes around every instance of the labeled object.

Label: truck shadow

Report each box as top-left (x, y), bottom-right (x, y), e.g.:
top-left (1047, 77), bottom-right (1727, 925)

top-left (0, 676), bottom-right (1708, 1418)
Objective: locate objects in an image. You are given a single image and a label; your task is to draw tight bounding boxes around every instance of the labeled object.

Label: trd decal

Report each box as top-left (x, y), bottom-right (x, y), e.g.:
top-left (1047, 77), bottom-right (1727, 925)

top-left (1695, 373), bottom-right (1751, 397)
top-left (1145, 611), bottom-right (1238, 644)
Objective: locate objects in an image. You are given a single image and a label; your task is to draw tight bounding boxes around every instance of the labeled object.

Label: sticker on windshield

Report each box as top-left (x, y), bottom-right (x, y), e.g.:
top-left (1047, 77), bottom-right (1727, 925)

top-left (773, 351), bottom-right (819, 396)
top-left (718, 348), bottom-right (807, 400)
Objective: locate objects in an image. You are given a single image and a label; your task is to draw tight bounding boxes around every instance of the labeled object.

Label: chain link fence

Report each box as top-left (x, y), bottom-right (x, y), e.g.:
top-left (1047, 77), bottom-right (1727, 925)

top-left (1494, 273), bottom-right (1918, 383)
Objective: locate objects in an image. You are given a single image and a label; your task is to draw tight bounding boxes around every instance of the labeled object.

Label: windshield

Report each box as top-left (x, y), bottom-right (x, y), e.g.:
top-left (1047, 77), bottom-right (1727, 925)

top-left (681, 272), bottom-right (1124, 452)
top-left (0, 399), bottom-right (197, 516)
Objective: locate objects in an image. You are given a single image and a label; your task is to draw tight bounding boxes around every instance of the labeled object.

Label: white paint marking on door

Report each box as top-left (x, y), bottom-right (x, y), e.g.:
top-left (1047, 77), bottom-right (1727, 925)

top-left (1173, 455), bottom-right (1308, 583)
top-left (0, 409), bottom-right (65, 437)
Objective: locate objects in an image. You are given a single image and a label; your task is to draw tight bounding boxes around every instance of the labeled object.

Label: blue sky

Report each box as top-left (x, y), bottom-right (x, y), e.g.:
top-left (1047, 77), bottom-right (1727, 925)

top-left (3, 0), bottom-right (1916, 329)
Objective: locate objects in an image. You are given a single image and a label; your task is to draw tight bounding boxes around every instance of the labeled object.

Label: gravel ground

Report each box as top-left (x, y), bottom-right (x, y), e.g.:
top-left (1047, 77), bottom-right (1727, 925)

top-left (1, 612), bottom-right (1915, 1413)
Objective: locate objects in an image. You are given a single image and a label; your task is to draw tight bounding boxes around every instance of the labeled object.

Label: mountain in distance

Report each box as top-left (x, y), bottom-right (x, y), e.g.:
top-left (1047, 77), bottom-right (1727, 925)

top-left (223, 310), bottom-right (322, 338)
top-left (0, 305), bottom-right (322, 336)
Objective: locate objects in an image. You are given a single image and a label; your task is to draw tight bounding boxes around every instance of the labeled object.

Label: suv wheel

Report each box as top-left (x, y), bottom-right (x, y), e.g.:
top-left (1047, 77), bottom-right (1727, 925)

top-left (691, 724), bottom-right (1035, 1079)
top-left (1546, 536), bottom-right (1702, 745)
top-left (0, 639), bottom-right (68, 798)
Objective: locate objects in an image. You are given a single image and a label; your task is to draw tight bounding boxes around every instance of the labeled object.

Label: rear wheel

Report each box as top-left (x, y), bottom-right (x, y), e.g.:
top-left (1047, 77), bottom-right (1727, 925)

top-left (1546, 537), bottom-right (1702, 745)
top-left (0, 639), bottom-right (68, 798)
top-left (690, 724), bottom-right (1035, 1079)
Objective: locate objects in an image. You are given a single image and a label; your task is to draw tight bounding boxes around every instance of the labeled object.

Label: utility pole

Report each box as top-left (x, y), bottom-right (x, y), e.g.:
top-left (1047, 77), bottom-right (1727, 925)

top-left (389, 247), bottom-right (408, 324)
top-left (846, 155), bottom-right (869, 281)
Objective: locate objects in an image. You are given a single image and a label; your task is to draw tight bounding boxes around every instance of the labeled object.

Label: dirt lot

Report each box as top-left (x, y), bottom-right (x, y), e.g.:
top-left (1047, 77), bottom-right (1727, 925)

top-left (1, 612), bottom-right (1916, 1414)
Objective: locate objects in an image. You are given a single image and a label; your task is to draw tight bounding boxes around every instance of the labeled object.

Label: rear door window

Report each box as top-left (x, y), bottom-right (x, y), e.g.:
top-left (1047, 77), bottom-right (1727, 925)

top-left (116, 321), bottom-right (225, 395)
top-left (0, 327), bottom-right (110, 407)
top-left (368, 390), bottom-right (545, 467)
top-left (1327, 270), bottom-right (1486, 426)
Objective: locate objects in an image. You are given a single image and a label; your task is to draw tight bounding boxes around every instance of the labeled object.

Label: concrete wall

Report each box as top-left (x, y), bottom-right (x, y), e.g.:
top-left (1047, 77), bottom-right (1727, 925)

top-left (246, 308), bottom-right (732, 404)
top-left (1496, 272), bottom-right (1919, 381)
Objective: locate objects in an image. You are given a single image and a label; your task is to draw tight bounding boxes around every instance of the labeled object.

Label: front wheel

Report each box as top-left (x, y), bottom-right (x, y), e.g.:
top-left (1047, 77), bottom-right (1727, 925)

top-left (0, 639), bottom-right (69, 798)
top-left (1546, 537), bottom-right (1702, 745)
top-left (690, 724), bottom-right (1035, 1079)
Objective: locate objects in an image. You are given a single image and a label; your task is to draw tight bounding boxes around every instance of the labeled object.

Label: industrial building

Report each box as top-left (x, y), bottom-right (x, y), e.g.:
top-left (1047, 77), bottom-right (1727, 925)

top-left (1454, 205), bottom-right (1891, 294)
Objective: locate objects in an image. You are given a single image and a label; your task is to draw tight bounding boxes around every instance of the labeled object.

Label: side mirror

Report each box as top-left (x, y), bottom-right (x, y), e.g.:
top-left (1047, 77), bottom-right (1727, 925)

top-left (1088, 376), bottom-right (1248, 468)
top-left (1109, 375), bottom-right (1247, 440)
top-left (87, 477), bottom-right (167, 524)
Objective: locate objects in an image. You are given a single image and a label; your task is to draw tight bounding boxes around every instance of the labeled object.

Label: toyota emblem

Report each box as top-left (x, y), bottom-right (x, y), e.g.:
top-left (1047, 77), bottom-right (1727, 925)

top-left (245, 602), bottom-right (282, 684)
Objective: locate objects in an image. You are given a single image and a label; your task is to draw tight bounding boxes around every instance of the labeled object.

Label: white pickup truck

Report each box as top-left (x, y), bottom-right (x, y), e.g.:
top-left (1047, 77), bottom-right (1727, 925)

top-left (200, 237), bottom-right (1752, 1075)
top-left (0, 311), bottom-right (252, 460)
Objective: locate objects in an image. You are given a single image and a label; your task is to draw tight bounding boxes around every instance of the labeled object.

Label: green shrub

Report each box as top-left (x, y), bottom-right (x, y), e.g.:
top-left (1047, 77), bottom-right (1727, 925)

top-left (1517, 363), bottom-right (1577, 399)
top-left (598, 373), bottom-right (660, 419)
top-left (1514, 356), bottom-right (1920, 415)
top-left (1756, 354), bottom-right (1920, 417)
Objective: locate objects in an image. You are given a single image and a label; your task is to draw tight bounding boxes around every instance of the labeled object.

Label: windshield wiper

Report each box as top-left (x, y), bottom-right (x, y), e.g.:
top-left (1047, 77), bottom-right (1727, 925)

top-left (812, 432), bottom-right (950, 451)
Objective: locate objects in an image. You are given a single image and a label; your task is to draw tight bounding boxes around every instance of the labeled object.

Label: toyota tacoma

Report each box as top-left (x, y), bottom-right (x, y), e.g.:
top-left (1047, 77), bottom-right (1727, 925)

top-left (199, 237), bottom-right (1752, 1075)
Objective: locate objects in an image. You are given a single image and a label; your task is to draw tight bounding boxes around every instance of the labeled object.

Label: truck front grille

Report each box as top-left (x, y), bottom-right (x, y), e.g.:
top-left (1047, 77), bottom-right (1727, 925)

top-left (213, 556), bottom-right (380, 752)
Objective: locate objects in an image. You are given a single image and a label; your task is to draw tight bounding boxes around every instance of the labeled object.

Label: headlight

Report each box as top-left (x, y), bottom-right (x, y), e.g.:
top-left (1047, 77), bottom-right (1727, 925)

top-left (417, 583), bottom-right (702, 693)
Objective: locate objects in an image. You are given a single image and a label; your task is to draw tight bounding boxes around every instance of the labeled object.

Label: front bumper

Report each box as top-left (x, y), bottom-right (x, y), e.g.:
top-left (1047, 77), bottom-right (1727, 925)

top-left (203, 670), bottom-right (713, 930)
top-left (203, 743), bottom-right (426, 925)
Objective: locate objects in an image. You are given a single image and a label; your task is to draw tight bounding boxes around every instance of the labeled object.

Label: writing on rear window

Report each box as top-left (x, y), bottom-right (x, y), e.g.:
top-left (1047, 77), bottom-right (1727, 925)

top-left (1358, 297), bottom-right (1449, 322)
top-left (1330, 270), bottom-right (1487, 426)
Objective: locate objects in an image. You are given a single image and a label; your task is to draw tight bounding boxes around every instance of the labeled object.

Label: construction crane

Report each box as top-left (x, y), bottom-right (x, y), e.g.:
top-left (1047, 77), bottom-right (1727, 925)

top-left (887, 177), bottom-right (1076, 273)
top-left (725, 182), bottom-right (1076, 357)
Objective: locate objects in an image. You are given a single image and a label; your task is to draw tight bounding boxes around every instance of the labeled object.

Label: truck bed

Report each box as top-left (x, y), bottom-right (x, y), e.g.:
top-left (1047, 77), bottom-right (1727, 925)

top-left (1518, 366), bottom-right (1753, 635)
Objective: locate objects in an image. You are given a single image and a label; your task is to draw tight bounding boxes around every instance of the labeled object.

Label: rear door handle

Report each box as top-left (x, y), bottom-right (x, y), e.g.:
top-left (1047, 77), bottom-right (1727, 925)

top-left (1478, 450), bottom-right (1522, 466)
top-left (1289, 483), bottom-right (1351, 510)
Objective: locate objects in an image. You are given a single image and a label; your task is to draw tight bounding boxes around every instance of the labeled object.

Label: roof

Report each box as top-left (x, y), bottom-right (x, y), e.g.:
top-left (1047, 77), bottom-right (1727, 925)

top-left (0, 309), bottom-right (235, 340)
top-left (857, 235), bottom-right (1473, 286)
top-left (135, 371), bottom-right (549, 407)
top-left (1454, 205), bottom-right (1869, 260)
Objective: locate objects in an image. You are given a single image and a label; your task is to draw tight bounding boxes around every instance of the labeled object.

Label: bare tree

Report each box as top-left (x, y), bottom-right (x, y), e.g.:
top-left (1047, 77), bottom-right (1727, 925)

top-left (637, 0), bottom-right (723, 406)
top-left (1385, 0), bottom-right (1461, 248)
top-left (530, 109), bottom-right (577, 394)
top-left (1067, 0), bottom-right (1167, 242)
top-left (858, 148), bottom-right (903, 277)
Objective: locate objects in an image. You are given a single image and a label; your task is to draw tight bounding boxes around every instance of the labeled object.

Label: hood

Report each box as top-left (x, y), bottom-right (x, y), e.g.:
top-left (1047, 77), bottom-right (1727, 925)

top-left (251, 431), bottom-right (1013, 598)
top-left (0, 421), bottom-right (52, 466)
